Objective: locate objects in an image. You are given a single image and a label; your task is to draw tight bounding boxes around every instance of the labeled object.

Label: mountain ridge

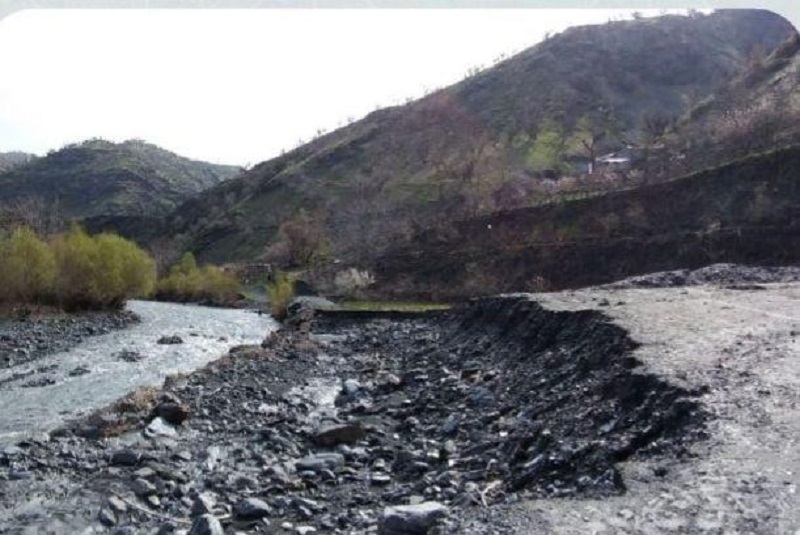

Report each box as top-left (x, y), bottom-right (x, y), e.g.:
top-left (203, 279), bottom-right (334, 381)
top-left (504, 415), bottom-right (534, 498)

top-left (156, 9), bottom-right (795, 266)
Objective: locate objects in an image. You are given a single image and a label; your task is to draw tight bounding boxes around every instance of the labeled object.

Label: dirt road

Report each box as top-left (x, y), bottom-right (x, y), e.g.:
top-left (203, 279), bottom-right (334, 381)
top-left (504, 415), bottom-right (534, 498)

top-left (467, 283), bottom-right (800, 534)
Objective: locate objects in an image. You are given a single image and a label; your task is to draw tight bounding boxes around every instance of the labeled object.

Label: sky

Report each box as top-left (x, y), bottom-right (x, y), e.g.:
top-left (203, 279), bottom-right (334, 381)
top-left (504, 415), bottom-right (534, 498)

top-left (0, 8), bottom-right (686, 166)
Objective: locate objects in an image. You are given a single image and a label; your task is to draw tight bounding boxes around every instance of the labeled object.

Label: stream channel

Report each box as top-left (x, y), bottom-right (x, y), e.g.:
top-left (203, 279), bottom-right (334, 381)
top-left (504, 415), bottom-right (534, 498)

top-left (0, 300), bottom-right (277, 447)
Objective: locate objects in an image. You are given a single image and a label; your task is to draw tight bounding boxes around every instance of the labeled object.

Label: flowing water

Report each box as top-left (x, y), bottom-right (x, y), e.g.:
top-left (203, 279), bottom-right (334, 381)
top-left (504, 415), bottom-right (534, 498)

top-left (0, 300), bottom-right (276, 446)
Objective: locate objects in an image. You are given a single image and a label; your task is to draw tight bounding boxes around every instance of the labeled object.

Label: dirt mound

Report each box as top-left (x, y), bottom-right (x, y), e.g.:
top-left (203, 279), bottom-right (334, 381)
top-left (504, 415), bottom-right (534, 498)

top-left (604, 263), bottom-right (800, 289)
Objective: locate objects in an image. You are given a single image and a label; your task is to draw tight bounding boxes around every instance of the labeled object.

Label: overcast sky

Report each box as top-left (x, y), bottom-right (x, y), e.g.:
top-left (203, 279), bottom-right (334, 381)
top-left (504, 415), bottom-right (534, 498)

top-left (0, 8), bottom-right (683, 166)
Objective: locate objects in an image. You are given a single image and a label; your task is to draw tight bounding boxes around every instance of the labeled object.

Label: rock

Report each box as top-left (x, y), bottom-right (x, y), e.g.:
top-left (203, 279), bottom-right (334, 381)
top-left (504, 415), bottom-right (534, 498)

top-left (296, 527), bottom-right (317, 534)
top-left (342, 379), bottom-right (361, 397)
top-left (98, 507), bottom-right (117, 527)
top-left (145, 417), bottom-right (178, 438)
top-left (157, 335), bottom-right (183, 345)
top-left (233, 497), bottom-right (272, 521)
top-left (295, 453), bottom-right (345, 472)
top-left (188, 514), bottom-right (224, 535)
top-left (131, 477), bottom-right (157, 496)
top-left (117, 349), bottom-right (145, 362)
top-left (110, 449), bottom-right (140, 466)
top-left (107, 496), bottom-right (128, 513)
top-left (379, 502), bottom-right (448, 534)
top-left (68, 365), bottom-right (91, 376)
top-left (154, 401), bottom-right (190, 425)
top-left (371, 473), bottom-right (393, 486)
top-left (313, 422), bottom-right (366, 447)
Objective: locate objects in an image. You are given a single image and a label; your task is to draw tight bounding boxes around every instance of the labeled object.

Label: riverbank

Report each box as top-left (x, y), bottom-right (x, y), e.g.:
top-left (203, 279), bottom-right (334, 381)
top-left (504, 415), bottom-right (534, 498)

top-left (1, 289), bottom-right (712, 533)
top-left (0, 308), bottom-right (139, 370)
top-left (3, 273), bottom-right (800, 533)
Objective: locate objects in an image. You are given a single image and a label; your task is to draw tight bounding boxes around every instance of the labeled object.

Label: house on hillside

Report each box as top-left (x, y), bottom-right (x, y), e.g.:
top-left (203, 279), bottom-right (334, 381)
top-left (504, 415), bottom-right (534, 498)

top-left (596, 146), bottom-right (651, 170)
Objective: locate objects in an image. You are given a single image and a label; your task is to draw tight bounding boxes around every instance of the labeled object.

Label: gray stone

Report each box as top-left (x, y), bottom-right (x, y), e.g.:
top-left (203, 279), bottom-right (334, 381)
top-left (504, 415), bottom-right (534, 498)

top-left (295, 453), bottom-right (345, 472)
top-left (379, 502), bottom-right (448, 534)
top-left (313, 422), bottom-right (366, 447)
top-left (233, 497), bottom-right (272, 521)
top-left (188, 514), bottom-right (224, 535)
top-left (107, 495), bottom-right (128, 513)
top-left (131, 477), bottom-right (157, 496)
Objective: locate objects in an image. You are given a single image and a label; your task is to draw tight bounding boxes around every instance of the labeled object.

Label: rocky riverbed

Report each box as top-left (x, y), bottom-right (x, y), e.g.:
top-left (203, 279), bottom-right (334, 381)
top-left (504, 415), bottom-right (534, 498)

top-left (0, 294), bottom-right (710, 534)
top-left (0, 309), bottom-right (139, 370)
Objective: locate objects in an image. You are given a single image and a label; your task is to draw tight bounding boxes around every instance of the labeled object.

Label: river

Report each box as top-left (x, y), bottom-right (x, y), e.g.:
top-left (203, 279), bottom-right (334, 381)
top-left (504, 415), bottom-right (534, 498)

top-left (0, 300), bottom-right (276, 446)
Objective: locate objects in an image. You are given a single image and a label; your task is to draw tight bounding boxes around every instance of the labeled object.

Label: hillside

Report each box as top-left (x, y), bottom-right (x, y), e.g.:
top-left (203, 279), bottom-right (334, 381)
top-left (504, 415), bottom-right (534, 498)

top-left (652, 32), bottom-right (800, 179)
top-left (0, 139), bottom-right (240, 223)
top-left (158, 9), bottom-right (794, 266)
top-left (373, 145), bottom-right (800, 298)
top-left (0, 151), bottom-right (36, 173)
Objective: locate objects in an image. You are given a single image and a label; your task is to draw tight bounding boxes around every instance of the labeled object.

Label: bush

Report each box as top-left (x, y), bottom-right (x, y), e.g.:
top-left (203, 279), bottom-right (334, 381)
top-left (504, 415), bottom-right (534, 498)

top-left (52, 226), bottom-right (156, 311)
top-left (266, 270), bottom-right (295, 321)
top-left (155, 252), bottom-right (241, 304)
top-left (0, 226), bottom-right (56, 304)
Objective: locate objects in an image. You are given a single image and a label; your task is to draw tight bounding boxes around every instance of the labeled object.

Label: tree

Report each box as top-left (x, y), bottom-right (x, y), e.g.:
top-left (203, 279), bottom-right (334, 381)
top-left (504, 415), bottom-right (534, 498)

top-left (526, 119), bottom-right (568, 172)
top-left (278, 210), bottom-right (329, 267)
top-left (568, 110), bottom-right (622, 173)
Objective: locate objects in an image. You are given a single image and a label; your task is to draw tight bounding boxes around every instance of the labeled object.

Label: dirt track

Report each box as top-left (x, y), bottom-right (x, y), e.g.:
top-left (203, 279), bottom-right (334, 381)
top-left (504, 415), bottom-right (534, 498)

top-left (463, 283), bottom-right (800, 534)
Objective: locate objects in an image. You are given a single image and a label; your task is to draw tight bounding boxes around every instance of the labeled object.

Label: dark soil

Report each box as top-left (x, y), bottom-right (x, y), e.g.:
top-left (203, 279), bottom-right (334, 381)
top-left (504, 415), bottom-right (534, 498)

top-left (0, 297), bottom-right (706, 533)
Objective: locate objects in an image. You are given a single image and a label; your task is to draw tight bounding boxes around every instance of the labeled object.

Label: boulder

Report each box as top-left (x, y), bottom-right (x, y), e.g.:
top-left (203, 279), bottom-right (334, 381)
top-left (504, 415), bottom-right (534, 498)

top-left (233, 497), bottom-right (272, 521)
top-left (379, 502), bottom-right (448, 534)
top-left (153, 401), bottom-right (190, 425)
top-left (313, 422), bottom-right (365, 447)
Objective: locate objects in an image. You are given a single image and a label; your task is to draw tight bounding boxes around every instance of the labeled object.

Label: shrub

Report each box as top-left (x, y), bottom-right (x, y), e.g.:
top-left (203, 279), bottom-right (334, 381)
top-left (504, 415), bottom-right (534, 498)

top-left (155, 252), bottom-right (241, 304)
top-left (52, 226), bottom-right (156, 311)
top-left (266, 270), bottom-right (295, 321)
top-left (0, 226), bottom-right (56, 304)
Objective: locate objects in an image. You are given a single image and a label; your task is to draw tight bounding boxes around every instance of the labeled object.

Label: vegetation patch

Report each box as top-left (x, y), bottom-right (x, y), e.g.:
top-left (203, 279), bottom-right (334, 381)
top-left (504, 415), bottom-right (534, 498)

top-left (0, 225), bottom-right (155, 312)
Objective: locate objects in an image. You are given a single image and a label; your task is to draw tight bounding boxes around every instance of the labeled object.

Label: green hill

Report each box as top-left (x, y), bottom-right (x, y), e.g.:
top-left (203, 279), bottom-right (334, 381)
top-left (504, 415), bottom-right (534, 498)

top-left (0, 139), bottom-right (240, 222)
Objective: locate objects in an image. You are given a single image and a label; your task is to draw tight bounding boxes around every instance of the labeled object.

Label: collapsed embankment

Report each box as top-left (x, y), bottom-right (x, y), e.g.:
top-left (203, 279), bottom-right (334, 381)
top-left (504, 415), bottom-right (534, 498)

top-left (0, 297), bottom-right (706, 533)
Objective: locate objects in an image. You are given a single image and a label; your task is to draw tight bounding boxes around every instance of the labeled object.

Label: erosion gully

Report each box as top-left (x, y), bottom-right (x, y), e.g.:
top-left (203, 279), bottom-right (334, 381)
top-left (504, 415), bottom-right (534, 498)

top-left (0, 297), bottom-right (706, 534)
